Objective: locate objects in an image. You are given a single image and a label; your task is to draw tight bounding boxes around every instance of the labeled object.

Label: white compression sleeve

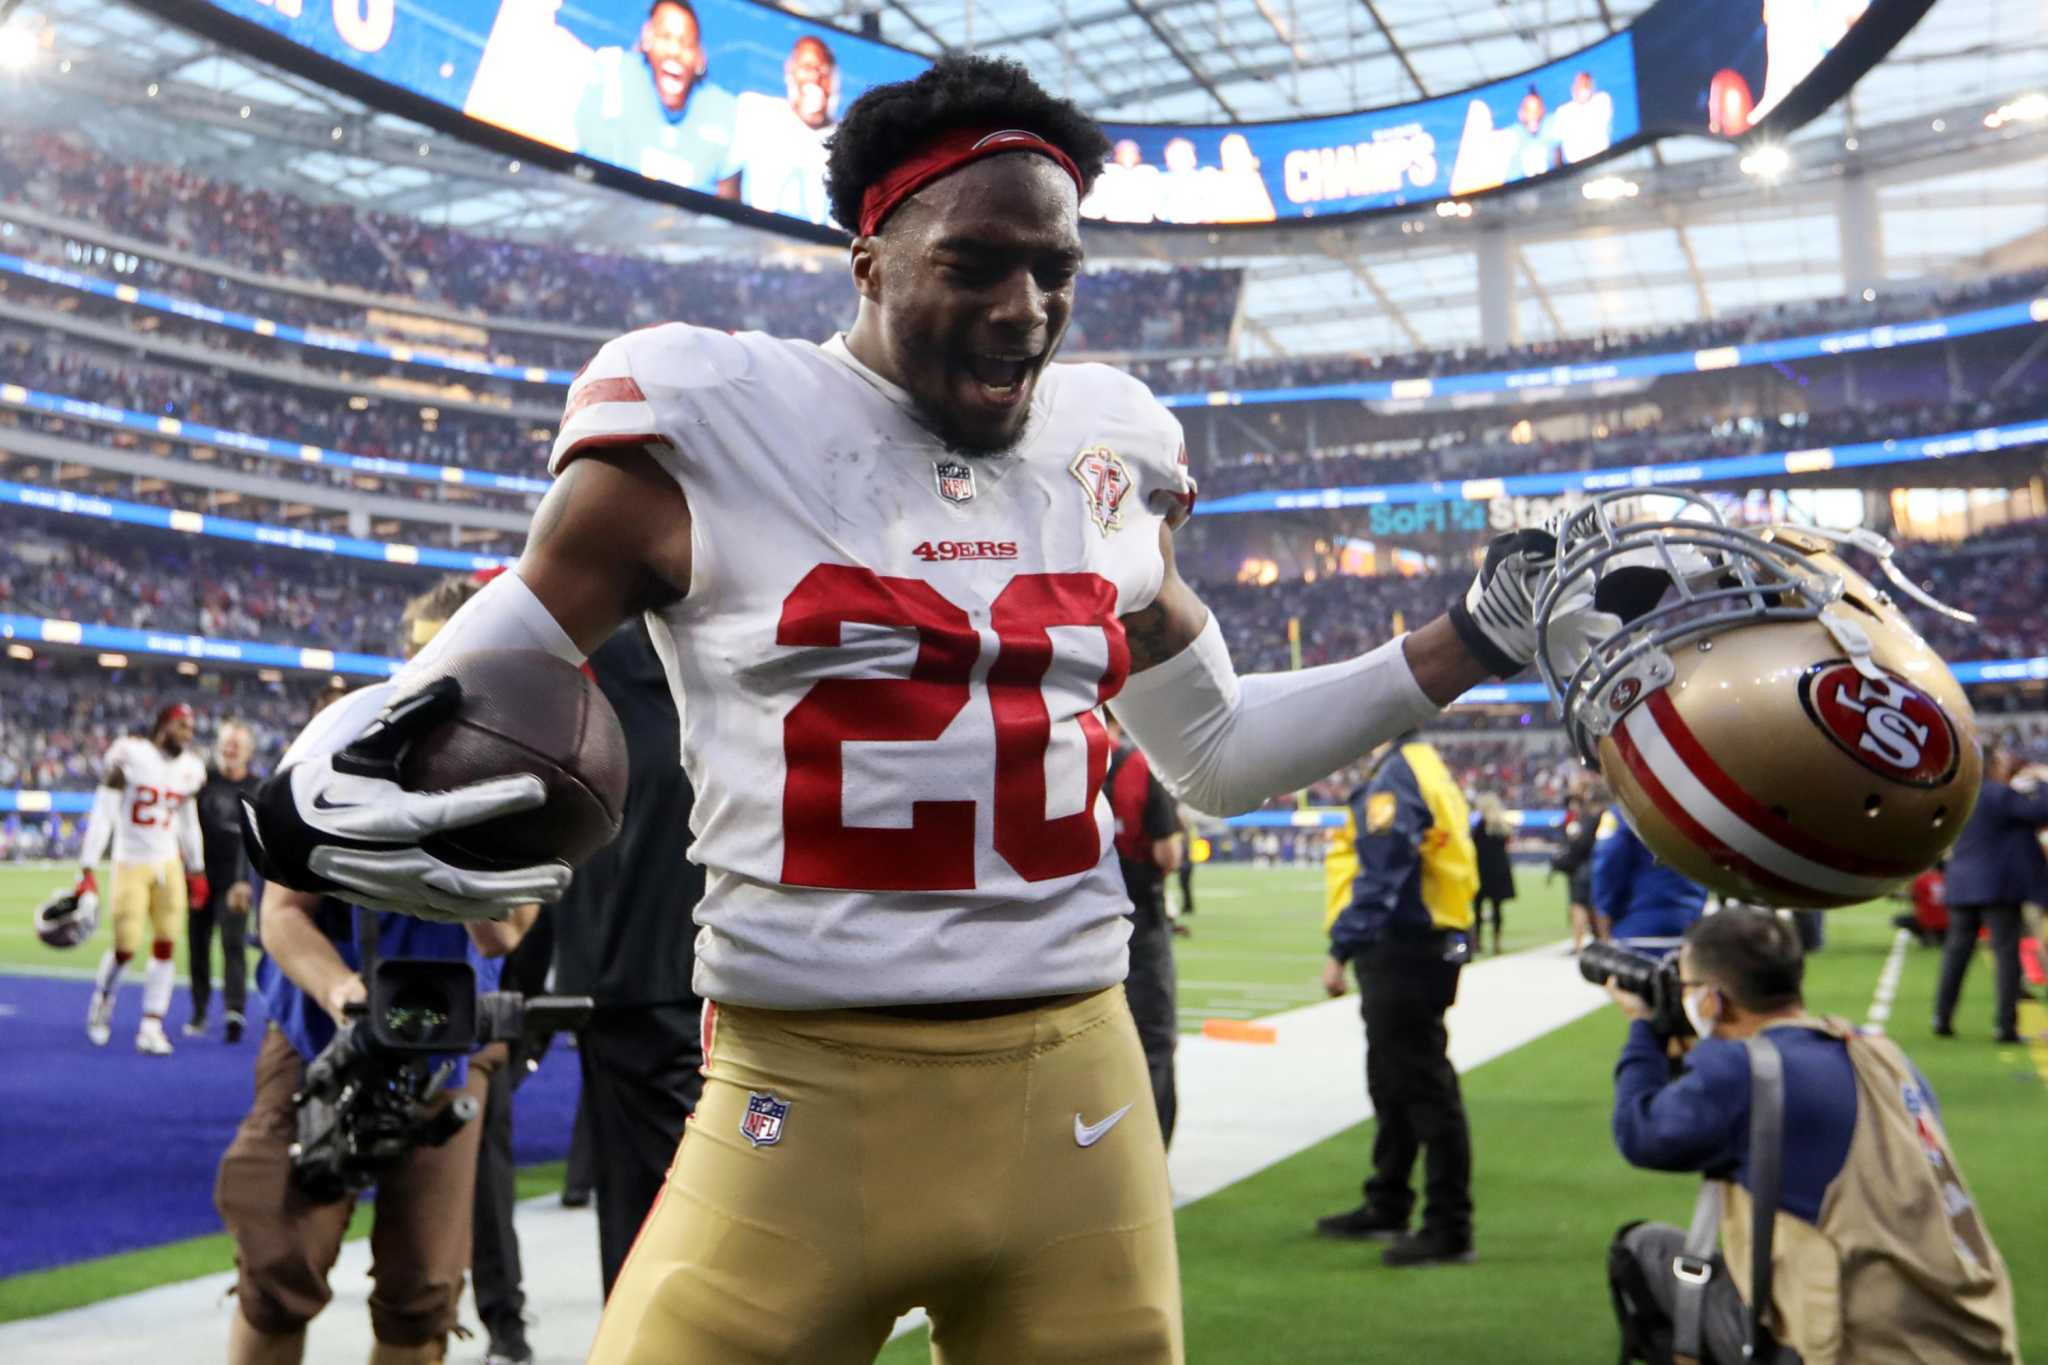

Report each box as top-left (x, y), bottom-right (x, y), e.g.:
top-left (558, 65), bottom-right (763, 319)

top-left (399, 568), bottom-right (585, 682)
top-left (1109, 615), bottom-right (1443, 817)
top-left (277, 571), bottom-right (587, 765)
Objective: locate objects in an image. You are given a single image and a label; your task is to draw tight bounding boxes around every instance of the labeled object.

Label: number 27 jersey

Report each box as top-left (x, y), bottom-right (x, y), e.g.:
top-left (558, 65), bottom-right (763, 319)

top-left (551, 325), bottom-right (1194, 1009)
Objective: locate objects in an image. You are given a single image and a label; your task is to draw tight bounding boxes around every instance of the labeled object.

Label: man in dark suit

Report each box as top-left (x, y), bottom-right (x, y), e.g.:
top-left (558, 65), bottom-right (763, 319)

top-left (1934, 739), bottom-right (2048, 1044)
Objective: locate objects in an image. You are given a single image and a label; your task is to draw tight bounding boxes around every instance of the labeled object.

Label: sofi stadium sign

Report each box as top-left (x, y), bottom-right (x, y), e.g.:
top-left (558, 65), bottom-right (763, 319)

top-left (1355, 489), bottom-right (1874, 541)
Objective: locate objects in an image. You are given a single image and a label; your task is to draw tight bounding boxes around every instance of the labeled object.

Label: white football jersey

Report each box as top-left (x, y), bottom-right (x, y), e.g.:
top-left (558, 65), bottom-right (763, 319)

top-left (552, 325), bottom-right (1195, 1008)
top-left (103, 736), bottom-right (206, 865)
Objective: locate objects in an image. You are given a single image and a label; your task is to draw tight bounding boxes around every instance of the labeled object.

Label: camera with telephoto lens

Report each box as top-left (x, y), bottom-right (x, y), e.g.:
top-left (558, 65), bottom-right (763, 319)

top-left (289, 956), bottom-right (591, 1203)
top-left (1578, 941), bottom-right (1693, 1040)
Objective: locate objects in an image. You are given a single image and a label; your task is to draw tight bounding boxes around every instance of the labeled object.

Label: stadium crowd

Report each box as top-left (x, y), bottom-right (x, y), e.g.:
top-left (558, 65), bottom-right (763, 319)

top-left (1196, 385), bottom-right (2048, 500)
top-left (0, 130), bottom-right (1242, 360)
top-left (0, 329), bottom-right (553, 490)
top-left (16, 324), bottom-right (2035, 537)
top-left (0, 519), bottom-right (423, 655)
top-left (1127, 265), bottom-right (2048, 395)
top-left (0, 664), bottom-right (320, 793)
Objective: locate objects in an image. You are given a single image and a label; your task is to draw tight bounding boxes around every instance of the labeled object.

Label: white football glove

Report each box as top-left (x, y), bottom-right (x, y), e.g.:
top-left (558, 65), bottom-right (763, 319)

top-left (1449, 522), bottom-right (1563, 677)
top-left (240, 679), bottom-right (572, 923)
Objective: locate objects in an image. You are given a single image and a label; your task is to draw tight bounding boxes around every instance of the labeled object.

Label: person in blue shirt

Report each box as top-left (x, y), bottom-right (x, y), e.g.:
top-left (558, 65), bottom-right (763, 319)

top-left (213, 676), bottom-right (537, 1365)
top-left (1934, 738), bottom-right (2048, 1043)
top-left (574, 0), bottom-right (742, 198)
top-left (1591, 807), bottom-right (1707, 944)
top-left (1604, 909), bottom-right (2018, 1364)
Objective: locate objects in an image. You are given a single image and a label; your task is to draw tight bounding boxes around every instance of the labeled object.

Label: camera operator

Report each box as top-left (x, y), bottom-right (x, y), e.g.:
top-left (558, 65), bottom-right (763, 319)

top-left (215, 586), bottom-right (538, 1365)
top-left (1603, 910), bottom-right (2018, 1365)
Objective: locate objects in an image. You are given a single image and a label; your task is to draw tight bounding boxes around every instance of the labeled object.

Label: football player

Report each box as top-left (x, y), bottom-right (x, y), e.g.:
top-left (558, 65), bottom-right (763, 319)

top-left (573, 0), bottom-right (742, 197)
top-left (79, 702), bottom-right (209, 1054)
top-left (242, 56), bottom-right (1591, 1363)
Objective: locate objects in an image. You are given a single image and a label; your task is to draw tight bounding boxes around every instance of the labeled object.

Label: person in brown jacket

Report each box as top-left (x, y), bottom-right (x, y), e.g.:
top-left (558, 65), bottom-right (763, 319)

top-left (1605, 909), bottom-right (2017, 1365)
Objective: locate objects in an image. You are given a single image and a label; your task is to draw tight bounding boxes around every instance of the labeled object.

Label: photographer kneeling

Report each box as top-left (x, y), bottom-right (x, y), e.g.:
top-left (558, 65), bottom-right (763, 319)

top-left (1603, 910), bottom-right (2018, 1365)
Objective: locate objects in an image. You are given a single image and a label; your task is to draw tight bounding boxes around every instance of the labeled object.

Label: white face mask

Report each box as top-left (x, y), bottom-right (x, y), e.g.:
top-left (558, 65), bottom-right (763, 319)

top-left (1682, 985), bottom-right (1717, 1040)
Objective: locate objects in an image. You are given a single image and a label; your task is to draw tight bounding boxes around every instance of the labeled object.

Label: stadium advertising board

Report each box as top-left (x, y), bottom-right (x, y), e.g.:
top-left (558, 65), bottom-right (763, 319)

top-left (144, 0), bottom-right (1931, 238)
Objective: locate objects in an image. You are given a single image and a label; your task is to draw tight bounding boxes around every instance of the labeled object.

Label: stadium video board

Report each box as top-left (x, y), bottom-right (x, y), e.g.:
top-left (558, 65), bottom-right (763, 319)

top-left (1086, 35), bottom-right (1637, 224)
top-left (140, 0), bottom-right (1929, 238)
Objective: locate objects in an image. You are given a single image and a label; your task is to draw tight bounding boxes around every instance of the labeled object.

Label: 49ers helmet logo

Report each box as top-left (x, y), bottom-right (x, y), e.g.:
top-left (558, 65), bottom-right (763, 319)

top-left (1798, 661), bottom-right (1960, 788)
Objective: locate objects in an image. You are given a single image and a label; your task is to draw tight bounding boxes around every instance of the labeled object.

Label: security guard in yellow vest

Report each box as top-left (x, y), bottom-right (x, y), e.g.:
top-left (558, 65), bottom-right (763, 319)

top-left (1316, 733), bottom-right (1481, 1267)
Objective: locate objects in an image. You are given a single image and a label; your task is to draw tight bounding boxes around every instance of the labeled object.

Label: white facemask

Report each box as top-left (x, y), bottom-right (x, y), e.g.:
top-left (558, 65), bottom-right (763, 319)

top-left (1682, 986), bottom-right (1716, 1041)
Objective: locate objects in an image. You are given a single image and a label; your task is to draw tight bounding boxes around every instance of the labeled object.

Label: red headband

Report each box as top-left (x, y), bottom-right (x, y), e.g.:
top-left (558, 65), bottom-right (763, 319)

top-left (155, 703), bottom-right (194, 730)
top-left (857, 126), bottom-right (1084, 237)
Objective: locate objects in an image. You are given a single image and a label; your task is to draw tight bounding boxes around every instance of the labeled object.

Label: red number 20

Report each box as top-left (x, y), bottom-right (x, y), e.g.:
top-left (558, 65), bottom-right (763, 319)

top-left (776, 565), bottom-right (1129, 892)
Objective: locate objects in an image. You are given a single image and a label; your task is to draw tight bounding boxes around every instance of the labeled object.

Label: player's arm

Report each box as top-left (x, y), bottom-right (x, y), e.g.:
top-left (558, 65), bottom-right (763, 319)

top-left (176, 795), bottom-right (209, 907)
top-left (78, 784), bottom-right (119, 869)
top-left (240, 444), bottom-right (692, 922)
top-left (76, 762), bottom-right (124, 892)
top-left (1110, 522), bottom-right (1550, 817)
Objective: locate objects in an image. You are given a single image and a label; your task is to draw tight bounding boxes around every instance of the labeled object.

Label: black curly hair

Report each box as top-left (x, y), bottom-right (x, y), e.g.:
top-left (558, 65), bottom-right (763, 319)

top-left (825, 54), bottom-right (1111, 235)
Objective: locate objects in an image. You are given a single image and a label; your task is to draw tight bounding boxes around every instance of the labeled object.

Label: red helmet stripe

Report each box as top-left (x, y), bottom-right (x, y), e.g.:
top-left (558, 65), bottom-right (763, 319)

top-left (1608, 715), bottom-right (1823, 904)
top-left (1643, 690), bottom-right (1924, 879)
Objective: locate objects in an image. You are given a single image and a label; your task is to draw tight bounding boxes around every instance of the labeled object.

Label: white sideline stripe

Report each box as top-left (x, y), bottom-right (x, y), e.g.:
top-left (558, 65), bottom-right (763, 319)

top-left (1623, 707), bottom-right (1895, 901)
top-left (1864, 927), bottom-right (1914, 1035)
top-left (0, 943), bottom-right (1606, 1363)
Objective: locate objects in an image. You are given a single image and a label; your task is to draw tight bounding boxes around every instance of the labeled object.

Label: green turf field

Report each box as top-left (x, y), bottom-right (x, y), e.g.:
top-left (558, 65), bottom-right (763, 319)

top-left (6, 861), bottom-right (2043, 1359)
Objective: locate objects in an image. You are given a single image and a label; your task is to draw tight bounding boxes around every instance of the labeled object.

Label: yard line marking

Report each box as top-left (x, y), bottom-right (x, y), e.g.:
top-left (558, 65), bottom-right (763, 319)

top-left (1863, 928), bottom-right (1912, 1035)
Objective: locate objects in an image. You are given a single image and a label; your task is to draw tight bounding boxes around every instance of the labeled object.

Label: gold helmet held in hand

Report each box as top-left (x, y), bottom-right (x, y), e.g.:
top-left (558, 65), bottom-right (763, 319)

top-left (1534, 491), bottom-right (1981, 910)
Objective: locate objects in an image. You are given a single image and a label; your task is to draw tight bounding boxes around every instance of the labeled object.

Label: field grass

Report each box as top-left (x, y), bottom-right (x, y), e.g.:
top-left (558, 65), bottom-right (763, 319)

top-left (6, 861), bottom-right (2042, 1359)
top-left (1164, 858), bottom-right (1571, 1031)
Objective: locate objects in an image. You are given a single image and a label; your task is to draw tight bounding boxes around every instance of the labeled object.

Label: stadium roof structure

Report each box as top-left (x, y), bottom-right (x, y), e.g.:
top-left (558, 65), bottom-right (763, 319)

top-left (1, 0), bottom-right (2043, 355)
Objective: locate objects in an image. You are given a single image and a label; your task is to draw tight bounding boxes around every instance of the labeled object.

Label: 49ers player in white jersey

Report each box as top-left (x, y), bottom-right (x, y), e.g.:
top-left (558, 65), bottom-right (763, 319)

top-left (78, 703), bottom-right (208, 1054)
top-left (242, 57), bottom-right (1591, 1364)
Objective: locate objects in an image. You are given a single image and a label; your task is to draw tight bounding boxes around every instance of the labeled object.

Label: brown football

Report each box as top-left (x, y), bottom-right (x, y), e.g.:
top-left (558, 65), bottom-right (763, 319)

top-left (394, 650), bottom-right (628, 871)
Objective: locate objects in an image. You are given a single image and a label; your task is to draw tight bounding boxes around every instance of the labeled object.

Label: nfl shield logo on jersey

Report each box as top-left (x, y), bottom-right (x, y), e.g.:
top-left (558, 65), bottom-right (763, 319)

top-left (740, 1091), bottom-right (790, 1148)
top-left (1069, 444), bottom-right (1133, 537)
top-left (933, 458), bottom-right (976, 505)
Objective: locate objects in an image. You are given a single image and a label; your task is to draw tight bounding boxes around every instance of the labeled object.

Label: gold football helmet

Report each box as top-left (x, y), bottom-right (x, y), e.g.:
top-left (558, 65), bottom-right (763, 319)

top-left (1534, 492), bottom-right (1981, 910)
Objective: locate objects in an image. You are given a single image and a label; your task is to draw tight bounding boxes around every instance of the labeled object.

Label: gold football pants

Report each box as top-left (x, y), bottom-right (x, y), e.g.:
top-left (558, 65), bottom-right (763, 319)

top-left (108, 857), bottom-right (186, 955)
top-left (587, 987), bottom-right (1182, 1364)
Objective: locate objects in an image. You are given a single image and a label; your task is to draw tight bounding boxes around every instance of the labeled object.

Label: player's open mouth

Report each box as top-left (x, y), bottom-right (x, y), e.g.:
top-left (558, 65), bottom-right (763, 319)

top-left (964, 354), bottom-right (1036, 406)
top-left (656, 61), bottom-right (689, 98)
